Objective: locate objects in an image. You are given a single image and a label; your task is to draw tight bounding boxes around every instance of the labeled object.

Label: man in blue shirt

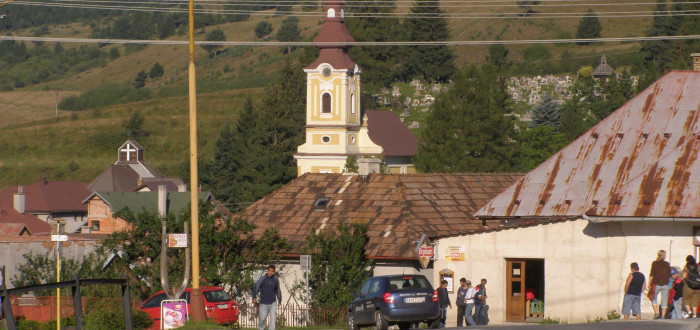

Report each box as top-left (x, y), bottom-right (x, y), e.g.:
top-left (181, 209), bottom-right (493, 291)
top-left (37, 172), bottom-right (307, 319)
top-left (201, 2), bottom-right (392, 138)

top-left (474, 278), bottom-right (488, 325)
top-left (253, 265), bottom-right (282, 330)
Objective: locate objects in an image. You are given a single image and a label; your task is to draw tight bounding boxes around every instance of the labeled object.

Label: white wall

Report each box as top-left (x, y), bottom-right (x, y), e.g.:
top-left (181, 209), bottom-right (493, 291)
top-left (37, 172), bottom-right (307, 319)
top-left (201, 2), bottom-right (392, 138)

top-left (432, 219), bottom-right (700, 325)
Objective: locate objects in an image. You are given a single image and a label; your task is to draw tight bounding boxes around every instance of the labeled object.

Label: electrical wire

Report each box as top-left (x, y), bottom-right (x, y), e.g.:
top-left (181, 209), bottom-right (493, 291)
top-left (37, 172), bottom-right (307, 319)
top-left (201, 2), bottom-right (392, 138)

top-left (2, 34), bottom-right (699, 45)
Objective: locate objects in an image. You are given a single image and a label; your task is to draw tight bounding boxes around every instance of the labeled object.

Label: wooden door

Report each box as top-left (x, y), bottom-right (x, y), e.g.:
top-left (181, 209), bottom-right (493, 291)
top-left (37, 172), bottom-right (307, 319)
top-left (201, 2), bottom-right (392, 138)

top-left (506, 260), bottom-right (526, 322)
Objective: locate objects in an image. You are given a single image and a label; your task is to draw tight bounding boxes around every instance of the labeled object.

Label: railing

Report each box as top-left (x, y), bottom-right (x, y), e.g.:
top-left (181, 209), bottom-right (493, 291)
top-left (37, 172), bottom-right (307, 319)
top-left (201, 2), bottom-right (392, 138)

top-left (236, 303), bottom-right (347, 328)
top-left (0, 271), bottom-right (132, 330)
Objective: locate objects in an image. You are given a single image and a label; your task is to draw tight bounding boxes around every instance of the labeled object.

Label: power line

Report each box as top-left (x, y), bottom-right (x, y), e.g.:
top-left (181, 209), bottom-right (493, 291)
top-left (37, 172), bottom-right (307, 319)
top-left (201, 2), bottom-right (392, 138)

top-left (2, 34), bottom-right (700, 45)
top-left (5, 0), bottom-right (700, 19)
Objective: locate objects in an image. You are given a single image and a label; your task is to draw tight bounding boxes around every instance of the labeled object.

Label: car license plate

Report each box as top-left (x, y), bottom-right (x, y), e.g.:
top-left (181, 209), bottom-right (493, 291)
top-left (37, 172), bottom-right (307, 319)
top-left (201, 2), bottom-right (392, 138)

top-left (404, 297), bottom-right (424, 303)
top-left (217, 304), bottom-right (229, 309)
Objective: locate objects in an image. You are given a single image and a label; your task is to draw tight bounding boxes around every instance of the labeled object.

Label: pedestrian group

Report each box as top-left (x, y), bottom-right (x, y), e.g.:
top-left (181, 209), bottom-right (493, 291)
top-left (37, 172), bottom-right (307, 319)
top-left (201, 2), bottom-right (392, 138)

top-left (622, 250), bottom-right (700, 320)
top-left (438, 277), bottom-right (489, 327)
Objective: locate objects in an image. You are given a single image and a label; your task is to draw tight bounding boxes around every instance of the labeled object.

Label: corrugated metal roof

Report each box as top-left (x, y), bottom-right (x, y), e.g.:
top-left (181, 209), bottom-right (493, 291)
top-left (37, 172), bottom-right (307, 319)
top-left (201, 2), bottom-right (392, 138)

top-left (244, 172), bottom-right (521, 259)
top-left (475, 71), bottom-right (700, 220)
top-left (85, 191), bottom-right (212, 216)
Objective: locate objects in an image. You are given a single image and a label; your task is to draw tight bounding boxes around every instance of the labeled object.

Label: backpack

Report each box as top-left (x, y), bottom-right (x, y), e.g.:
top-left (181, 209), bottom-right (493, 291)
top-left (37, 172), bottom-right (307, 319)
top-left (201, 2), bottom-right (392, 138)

top-left (686, 267), bottom-right (700, 290)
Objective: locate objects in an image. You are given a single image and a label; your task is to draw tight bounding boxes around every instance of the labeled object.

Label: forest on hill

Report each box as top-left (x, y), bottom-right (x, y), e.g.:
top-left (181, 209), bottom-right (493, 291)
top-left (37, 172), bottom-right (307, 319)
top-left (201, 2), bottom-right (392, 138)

top-left (0, 0), bottom-right (698, 210)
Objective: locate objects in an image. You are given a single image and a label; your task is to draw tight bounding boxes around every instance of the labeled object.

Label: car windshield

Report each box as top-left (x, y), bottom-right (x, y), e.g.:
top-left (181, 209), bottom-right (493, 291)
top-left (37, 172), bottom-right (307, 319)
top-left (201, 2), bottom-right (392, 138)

top-left (387, 276), bottom-right (431, 291)
top-left (204, 289), bottom-right (231, 303)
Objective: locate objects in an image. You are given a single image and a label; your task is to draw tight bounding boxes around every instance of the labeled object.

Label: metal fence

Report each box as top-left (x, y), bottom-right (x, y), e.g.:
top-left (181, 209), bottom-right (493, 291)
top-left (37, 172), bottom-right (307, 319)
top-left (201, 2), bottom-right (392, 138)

top-left (237, 303), bottom-right (347, 328)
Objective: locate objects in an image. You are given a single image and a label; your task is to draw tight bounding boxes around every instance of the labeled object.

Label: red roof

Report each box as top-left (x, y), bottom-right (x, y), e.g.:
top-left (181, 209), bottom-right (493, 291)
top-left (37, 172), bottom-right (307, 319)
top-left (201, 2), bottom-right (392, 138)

top-left (0, 204), bottom-right (51, 235)
top-left (365, 110), bottom-right (418, 157)
top-left (305, 1), bottom-right (355, 70)
top-left (475, 71), bottom-right (700, 219)
top-left (244, 173), bottom-right (521, 259)
top-left (0, 178), bottom-right (91, 213)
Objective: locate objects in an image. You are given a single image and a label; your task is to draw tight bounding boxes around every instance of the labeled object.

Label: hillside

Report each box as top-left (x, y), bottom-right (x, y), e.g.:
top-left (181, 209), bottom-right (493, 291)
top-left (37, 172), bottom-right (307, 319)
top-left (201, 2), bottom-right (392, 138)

top-left (0, 1), bottom-right (656, 189)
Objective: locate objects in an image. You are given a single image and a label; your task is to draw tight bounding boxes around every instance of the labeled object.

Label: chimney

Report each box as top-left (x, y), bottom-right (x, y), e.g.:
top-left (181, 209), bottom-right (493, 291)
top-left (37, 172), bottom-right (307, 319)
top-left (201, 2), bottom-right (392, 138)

top-left (137, 176), bottom-right (144, 187)
top-left (158, 185), bottom-right (167, 217)
top-left (357, 157), bottom-right (381, 175)
top-left (693, 53), bottom-right (700, 71)
top-left (14, 186), bottom-right (25, 213)
top-left (178, 183), bottom-right (186, 192)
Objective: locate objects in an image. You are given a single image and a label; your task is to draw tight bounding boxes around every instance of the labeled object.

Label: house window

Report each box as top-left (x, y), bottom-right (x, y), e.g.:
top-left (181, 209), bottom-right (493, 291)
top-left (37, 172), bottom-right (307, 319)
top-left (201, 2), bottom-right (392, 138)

top-left (92, 221), bottom-right (100, 232)
top-left (322, 93), bottom-right (331, 114)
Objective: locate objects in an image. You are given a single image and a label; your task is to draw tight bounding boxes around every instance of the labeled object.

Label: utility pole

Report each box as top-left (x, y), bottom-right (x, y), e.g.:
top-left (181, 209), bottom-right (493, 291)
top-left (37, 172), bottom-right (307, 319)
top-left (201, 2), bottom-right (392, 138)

top-left (187, 0), bottom-right (205, 322)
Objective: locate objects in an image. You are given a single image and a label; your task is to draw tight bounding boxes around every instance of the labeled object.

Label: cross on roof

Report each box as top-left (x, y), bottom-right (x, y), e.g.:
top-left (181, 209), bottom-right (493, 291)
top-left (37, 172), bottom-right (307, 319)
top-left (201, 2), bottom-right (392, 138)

top-left (120, 143), bottom-right (137, 161)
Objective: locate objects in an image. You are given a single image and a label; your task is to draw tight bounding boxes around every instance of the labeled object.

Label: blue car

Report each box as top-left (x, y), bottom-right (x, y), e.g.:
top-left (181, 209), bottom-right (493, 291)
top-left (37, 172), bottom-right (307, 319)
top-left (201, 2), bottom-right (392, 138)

top-left (348, 274), bottom-right (440, 330)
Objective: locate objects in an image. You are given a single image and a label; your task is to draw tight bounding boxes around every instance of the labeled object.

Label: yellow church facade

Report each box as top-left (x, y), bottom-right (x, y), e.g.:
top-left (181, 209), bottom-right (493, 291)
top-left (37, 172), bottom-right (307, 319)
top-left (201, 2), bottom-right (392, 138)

top-left (294, 1), bottom-right (416, 175)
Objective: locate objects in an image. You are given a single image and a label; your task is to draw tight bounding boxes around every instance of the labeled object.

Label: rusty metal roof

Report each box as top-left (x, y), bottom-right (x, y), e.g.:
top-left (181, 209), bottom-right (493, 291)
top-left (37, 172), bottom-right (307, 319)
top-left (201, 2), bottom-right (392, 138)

top-left (475, 71), bottom-right (700, 220)
top-left (244, 172), bottom-right (521, 259)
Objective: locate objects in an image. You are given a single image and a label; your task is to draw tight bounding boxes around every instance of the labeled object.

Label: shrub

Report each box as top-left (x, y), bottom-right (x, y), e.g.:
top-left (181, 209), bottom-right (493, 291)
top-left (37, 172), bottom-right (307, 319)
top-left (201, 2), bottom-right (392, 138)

top-left (607, 309), bottom-right (620, 320)
top-left (83, 307), bottom-right (152, 330)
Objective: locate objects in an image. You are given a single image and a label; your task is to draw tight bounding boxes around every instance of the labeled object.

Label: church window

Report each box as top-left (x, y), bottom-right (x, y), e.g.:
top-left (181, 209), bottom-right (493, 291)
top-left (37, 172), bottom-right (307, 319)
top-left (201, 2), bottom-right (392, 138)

top-left (350, 136), bottom-right (356, 144)
top-left (321, 135), bottom-right (331, 144)
top-left (322, 67), bottom-right (332, 77)
top-left (327, 8), bottom-right (335, 18)
top-left (322, 93), bottom-right (331, 114)
top-left (351, 93), bottom-right (356, 114)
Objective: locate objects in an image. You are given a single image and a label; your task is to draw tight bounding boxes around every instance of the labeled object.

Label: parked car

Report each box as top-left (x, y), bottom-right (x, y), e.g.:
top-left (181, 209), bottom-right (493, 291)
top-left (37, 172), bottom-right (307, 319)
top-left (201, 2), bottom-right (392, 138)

top-left (139, 286), bottom-right (238, 329)
top-left (348, 274), bottom-right (440, 330)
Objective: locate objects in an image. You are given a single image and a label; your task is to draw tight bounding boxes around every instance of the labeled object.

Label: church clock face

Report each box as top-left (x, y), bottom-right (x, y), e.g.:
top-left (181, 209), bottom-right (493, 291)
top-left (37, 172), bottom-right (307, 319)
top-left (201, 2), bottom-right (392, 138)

top-left (322, 67), bottom-right (332, 77)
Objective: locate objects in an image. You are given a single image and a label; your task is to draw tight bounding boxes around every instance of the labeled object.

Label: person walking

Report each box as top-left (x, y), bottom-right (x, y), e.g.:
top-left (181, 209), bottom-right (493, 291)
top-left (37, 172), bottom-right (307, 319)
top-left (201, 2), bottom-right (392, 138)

top-left (621, 262), bottom-right (646, 320)
top-left (649, 250), bottom-right (671, 319)
top-left (670, 267), bottom-right (684, 319)
top-left (253, 265), bottom-right (282, 330)
top-left (463, 280), bottom-right (477, 326)
top-left (682, 255), bottom-right (700, 318)
top-left (456, 278), bottom-right (468, 327)
top-left (473, 278), bottom-right (488, 325)
top-left (436, 280), bottom-right (451, 328)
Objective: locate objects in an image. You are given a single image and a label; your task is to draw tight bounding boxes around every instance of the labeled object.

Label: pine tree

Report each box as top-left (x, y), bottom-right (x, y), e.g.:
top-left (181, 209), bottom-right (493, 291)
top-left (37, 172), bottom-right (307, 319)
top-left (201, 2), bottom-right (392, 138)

top-left (486, 42), bottom-right (511, 75)
top-left (346, 0), bottom-right (403, 90)
top-left (399, 0), bottom-right (455, 83)
top-left (133, 70), bottom-right (147, 88)
top-left (515, 124), bottom-right (568, 172)
top-left (575, 9), bottom-right (602, 45)
top-left (413, 65), bottom-right (518, 172)
top-left (530, 96), bottom-right (562, 129)
top-left (149, 62), bottom-right (164, 79)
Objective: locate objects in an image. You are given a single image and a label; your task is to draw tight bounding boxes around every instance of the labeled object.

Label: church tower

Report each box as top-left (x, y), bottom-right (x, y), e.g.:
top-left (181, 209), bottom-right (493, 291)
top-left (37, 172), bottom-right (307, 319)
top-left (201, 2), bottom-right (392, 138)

top-left (294, 1), bottom-right (383, 175)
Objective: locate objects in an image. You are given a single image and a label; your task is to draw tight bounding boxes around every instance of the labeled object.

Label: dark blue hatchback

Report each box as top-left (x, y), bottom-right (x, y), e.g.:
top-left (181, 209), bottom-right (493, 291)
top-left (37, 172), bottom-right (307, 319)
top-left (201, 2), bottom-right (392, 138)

top-left (348, 274), bottom-right (440, 330)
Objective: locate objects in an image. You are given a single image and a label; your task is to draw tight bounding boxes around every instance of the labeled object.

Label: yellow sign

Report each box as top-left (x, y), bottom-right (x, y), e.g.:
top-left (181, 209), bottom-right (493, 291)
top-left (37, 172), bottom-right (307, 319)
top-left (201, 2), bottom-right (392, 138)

top-left (444, 246), bottom-right (465, 261)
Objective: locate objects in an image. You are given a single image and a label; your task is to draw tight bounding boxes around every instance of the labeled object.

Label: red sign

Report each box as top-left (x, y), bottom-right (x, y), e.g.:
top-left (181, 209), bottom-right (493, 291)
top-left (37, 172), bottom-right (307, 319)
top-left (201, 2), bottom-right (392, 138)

top-left (418, 246), bottom-right (434, 258)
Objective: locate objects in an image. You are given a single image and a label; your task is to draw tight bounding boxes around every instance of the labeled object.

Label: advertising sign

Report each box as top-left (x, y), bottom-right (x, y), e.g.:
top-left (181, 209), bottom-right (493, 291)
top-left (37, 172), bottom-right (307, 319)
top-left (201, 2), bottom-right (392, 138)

top-left (168, 234), bottom-right (188, 248)
top-left (444, 246), bottom-right (465, 261)
top-left (414, 234), bottom-right (433, 269)
top-left (161, 299), bottom-right (188, 329)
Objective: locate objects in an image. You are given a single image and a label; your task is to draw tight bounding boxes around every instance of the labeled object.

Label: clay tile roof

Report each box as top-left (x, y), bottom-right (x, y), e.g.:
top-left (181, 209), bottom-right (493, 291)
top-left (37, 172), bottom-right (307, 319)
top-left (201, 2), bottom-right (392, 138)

top-left (0, 203), bottom-right (51, 235)
top-left (0, 179), bottom-right (91, 213)
top-left (475, 71), bottom-right (700, 220)
top-left (365, 110), bottom-right (418, 157)
top-left (243, 172), bottom-right (521, 259)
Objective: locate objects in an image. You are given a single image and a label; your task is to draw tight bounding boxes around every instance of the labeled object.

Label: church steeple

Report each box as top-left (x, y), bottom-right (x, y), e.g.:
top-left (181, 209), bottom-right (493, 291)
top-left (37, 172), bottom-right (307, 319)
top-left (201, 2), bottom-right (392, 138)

top-left (294, 1), bottom-right (381, 175)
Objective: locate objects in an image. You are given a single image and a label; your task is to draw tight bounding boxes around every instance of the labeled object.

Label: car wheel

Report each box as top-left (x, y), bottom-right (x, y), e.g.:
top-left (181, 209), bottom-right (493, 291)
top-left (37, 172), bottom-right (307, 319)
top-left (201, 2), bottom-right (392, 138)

top-left (348, 312), bottom-right (360, 330)
top-left (398, 322), bottom-right (410, 330)
top-left (375, 310), bottom-right (389, 330)
top-left (428, 318), bottom-right (441, 329)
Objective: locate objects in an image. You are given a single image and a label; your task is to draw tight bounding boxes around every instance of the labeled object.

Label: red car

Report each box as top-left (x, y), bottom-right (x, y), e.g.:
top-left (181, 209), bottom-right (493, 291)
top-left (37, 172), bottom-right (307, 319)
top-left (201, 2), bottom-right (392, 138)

top-left (139, 286), bottom-right (239, 329)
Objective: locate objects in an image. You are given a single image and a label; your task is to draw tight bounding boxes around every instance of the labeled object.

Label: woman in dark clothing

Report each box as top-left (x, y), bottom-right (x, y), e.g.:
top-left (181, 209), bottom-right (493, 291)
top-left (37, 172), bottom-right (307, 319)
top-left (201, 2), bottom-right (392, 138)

top-left (622, 262), bottom-right (646, 320)
top-left (682, 255), bottom-right (700, 318)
